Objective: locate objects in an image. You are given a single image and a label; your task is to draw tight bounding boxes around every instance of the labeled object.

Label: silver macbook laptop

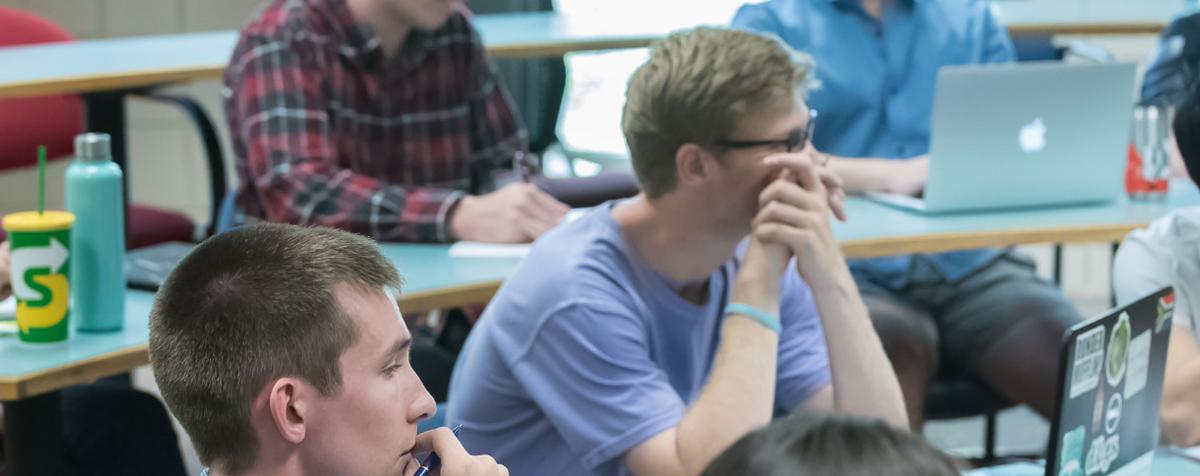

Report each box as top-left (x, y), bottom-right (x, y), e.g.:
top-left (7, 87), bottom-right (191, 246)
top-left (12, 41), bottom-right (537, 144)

top-left (868, 62), bottom-right (1137, 213)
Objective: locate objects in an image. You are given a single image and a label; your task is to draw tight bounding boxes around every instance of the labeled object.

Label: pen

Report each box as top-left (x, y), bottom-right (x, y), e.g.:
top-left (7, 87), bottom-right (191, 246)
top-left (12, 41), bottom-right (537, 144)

top-left (413, 425), bottom-right (463, 476)
top-left (513, 151), bottom-right (535, 183)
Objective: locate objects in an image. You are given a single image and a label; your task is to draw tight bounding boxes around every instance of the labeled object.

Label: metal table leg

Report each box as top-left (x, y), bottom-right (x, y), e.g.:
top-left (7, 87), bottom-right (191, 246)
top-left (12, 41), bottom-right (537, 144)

top-left (82, 91), bottom-right (132, 245)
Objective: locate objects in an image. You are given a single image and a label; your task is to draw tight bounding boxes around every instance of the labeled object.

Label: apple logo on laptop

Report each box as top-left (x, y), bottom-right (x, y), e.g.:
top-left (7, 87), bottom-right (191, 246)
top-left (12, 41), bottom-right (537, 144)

top-left (1019, 117), bottom-right (1047, 153)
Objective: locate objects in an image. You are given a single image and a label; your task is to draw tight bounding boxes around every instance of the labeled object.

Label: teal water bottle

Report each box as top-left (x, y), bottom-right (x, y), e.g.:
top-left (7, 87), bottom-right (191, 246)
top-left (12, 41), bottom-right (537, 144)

top-left (66, 133), bottom-right (126, 332)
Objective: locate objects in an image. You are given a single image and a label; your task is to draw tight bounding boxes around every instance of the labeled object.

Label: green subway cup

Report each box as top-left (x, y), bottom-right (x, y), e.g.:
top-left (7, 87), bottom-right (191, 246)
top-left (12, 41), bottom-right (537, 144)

top-left (3, 210), bottom-right (74, 344)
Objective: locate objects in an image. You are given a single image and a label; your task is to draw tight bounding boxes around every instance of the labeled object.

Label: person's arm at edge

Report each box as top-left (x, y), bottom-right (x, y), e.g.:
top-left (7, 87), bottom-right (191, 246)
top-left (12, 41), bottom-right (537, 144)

top-left (825, 155), bottom-right (927, 195)
top-left (1161, 326), bottom-right (1200, 446)
top-left (0, 240), bottom-right (10, 301)
top-left (1113, 231), bottom-right (1200, 446)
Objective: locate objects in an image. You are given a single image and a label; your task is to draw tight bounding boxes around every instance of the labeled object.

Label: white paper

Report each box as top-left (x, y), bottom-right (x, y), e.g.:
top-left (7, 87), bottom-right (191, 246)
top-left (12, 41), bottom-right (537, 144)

top-left (1124, 330), bottom-right (1151, 400)
top-left (0, 296), bottom-right (14, 320)
top-left (448, 242), bottom-right (532, 259)
top-left (564, 208), bottom-right (587, 224)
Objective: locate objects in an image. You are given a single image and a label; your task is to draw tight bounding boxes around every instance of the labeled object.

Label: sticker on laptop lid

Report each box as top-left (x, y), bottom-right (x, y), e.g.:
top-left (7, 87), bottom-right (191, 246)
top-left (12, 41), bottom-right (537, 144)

top-left (1104, 392), bottom-right (1123, 435)
top-left (1106, 313), bottom-right (1131, 387)
top-left (1058, 425), bottom-right (1086, 476)
top-left (1070, 325), bottom-right (1106, 399)
top-left (1123, 330), bottom-right (1152, 400)
top-left (1156, 293), bottom-right (1175, 333)
top-left (1085, 434), bottom-right (1121, 475)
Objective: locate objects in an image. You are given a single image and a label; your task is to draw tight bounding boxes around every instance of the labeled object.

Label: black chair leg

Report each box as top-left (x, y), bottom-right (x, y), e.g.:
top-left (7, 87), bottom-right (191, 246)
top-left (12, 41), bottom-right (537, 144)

top-left (984, 411), bottom-right (999, 462)
top-left (1052, 244), bottom-right (1064, 287)
top-left (1111, 242), bottom-right (1121, 307)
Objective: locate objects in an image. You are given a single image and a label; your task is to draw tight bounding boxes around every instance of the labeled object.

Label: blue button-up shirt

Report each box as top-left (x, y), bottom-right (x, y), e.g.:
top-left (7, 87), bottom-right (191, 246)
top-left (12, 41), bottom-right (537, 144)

top-left (734, 0), bottom-right (1016, 288)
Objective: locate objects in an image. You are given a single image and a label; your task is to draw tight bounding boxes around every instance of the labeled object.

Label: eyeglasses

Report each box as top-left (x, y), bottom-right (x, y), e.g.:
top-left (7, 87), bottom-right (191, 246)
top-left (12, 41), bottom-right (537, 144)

top-left (714, 109), bottom-right (818, 153)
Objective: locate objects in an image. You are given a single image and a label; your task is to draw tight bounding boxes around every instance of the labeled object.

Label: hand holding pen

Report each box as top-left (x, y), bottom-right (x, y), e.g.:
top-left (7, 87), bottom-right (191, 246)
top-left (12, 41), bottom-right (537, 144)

top-left (410, 425), bottom-right (509, 476)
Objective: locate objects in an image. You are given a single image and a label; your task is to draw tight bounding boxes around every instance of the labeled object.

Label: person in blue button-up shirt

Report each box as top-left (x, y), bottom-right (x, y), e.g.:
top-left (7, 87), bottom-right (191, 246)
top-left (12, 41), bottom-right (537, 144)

top-left (734, 0), bottom-right (1083, 428)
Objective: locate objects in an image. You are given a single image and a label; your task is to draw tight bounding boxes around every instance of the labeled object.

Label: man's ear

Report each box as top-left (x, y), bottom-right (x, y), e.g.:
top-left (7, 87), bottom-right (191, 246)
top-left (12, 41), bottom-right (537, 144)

top-left (267, 378), bottom-right (309, 444)
top-left (675, 143), bottom-right (714, 190)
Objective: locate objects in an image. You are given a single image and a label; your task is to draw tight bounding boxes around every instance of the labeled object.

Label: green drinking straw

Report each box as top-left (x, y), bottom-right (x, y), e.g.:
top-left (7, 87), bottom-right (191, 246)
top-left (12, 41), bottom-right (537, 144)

top-left (37, 144), bottom-right (46, 216)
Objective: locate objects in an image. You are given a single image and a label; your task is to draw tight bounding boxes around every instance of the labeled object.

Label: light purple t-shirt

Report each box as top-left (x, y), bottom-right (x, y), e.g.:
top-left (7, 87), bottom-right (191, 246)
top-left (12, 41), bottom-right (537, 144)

top-left (445, 202), bottom-right (832, 475)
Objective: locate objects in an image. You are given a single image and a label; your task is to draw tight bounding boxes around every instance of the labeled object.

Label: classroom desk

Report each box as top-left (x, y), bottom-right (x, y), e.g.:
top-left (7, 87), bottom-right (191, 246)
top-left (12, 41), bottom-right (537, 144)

top-left (834, 181), bottom-right (1200, 259)
top-left (0, 243), bottom-right (520, 476)
top-left (993, 0), bottom-right (1180, 36)
top-left (0, 7), bottom-right (1174, 98)
top-left (0, 5), bottom-right (1177, 187)
top-left (2, 186), bottom-right (1198, 475)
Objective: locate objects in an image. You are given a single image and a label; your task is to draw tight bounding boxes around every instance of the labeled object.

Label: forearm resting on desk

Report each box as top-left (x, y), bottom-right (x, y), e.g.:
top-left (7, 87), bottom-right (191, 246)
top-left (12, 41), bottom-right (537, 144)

top-left (826, 155), bottom-right (928, 196)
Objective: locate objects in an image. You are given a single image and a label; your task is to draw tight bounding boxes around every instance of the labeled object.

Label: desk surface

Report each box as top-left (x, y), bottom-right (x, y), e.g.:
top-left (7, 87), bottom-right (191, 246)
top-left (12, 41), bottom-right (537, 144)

top-left (0, 4), bottom-right (1180, 98)
top-left (992, 0), bottom-right (1182, 35)
top-left (835, 181), bottom-right (1200, 258)
top-left (3, 184), bottom-right (1198, 400)
top-left (0, 244), bottom-right (520, 401)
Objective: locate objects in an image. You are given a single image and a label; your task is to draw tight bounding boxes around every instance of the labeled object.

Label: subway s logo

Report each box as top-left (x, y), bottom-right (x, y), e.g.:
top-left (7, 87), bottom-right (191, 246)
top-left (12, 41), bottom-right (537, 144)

top-left (12, 237), bottom-right (70, 335)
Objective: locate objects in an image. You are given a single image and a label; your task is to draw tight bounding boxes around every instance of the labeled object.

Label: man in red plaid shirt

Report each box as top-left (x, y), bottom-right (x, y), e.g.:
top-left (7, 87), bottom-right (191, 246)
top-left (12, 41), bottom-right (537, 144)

top-left (225, 0), bottom-right (568, 243)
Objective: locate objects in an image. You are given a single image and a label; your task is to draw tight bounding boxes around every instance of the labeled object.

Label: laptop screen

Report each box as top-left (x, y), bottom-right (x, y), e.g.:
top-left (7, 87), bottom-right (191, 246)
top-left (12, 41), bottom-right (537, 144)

top-left (1047, 287), bottom-right (1175, 476)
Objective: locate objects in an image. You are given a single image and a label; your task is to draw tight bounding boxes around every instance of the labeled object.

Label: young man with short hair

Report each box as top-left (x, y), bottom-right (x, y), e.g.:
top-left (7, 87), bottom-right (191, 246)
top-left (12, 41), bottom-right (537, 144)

top-left (734, 0), bottom-right (1084, 428)
top-left (1113, 89), bottom-right (1200, 447)
top-left (225, 0), bottom-right (568, 243)
top-left (447, 27), bottom-right (906, 476)
top-left (148, 223), bottom-right (507, 475)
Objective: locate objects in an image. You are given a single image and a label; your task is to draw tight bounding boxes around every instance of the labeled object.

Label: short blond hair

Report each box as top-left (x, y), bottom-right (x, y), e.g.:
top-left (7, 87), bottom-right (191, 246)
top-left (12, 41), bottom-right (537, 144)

top-left (622, 27), bottom-right (815, 197)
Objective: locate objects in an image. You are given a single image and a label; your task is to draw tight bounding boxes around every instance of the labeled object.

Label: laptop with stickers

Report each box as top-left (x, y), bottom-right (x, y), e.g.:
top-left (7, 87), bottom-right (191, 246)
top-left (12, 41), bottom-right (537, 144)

top-left (1045, 287), bottom-right (1175, 476)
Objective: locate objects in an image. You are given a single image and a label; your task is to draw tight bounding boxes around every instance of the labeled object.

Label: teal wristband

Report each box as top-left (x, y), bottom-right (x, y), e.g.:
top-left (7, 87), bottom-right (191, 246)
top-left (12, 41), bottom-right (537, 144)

top-left (724, 303), bottom-right (781, 334)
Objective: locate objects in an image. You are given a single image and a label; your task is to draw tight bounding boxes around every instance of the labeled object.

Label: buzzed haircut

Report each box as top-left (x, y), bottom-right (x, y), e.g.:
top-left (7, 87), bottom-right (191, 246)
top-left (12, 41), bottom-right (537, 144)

top-left (149, 223), bottom-right (402, 474)
top-left (702, 414), bottom-right (963, 476)
top-left (1173, 84), bottom-right (1200, 187)
top-left (621, 26), bottom-right (816, 197)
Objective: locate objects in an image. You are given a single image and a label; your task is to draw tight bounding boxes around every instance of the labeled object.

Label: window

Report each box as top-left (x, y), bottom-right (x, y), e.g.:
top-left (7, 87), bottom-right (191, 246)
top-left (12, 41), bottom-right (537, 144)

top-left (553, 1), bottom-right (750, 166)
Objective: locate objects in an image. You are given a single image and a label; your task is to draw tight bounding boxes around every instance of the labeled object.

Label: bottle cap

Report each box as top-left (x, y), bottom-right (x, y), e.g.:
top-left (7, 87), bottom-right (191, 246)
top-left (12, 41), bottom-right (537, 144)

top-left (74, 133), bottom-right (112, 161)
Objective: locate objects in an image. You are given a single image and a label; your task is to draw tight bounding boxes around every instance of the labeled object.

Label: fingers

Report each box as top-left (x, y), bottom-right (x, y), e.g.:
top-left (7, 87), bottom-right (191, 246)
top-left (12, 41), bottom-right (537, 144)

top-left (413, 428), bottom-right (472, 469)
top-left (758, 177), bottom-right (824, 214)
top-left (527, 186), bottom-right (570, 218)
top-left (412, 428), bottom-right (508, 476)
top-left (752, 222), bottom-right (814, 256)
top-left (817, 168), bottom-right (848, 222)
top-left (764, 153), bottom-right (825, 196)
top-left (0, 241), bottom-right (9, 300)
top-left (513, 185), bottom-right (568, 240)
top-left (752, 200), bottom-right (821, 231)
top-left (517, 214), bottom-right (556, 241)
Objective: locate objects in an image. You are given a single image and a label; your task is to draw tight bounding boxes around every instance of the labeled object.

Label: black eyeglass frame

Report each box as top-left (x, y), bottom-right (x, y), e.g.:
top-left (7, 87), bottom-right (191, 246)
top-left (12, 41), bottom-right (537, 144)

top-left (713, 109), bottom-right (818, 153)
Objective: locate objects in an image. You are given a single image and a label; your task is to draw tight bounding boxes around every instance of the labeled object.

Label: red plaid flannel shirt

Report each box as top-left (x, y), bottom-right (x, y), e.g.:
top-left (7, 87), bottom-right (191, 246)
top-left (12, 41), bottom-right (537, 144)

top-left (224, 0), bottom-right (526, 242)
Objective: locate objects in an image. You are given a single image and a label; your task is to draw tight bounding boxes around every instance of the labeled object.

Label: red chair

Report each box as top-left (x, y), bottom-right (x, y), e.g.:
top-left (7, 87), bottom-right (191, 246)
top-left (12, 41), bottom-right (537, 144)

top-left (0, 7), bottom-right (197, 249)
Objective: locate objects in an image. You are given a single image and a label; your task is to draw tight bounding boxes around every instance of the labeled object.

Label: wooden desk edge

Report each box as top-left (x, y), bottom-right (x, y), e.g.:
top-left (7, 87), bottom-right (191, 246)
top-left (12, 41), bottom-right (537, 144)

top-left (839, 223), bottom-right (1141, 259)
top-left (0, 283), bottom-right (501, 402)
top-left (0, 66), bottom-right (226, 98)
top-left (0, 345), bottom-right (149, 401)
top-left (0, 20), bottom-right (1168, 98)
top-left (400, 281), bottom-right (500, 314)
top-left (1006, 21), bottom-right (1166, 36)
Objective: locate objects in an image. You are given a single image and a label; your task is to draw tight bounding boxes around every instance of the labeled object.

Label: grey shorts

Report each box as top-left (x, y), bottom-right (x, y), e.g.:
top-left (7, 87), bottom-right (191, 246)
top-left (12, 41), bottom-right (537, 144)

top-left (854, 252), bottom-right (1084, 377)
